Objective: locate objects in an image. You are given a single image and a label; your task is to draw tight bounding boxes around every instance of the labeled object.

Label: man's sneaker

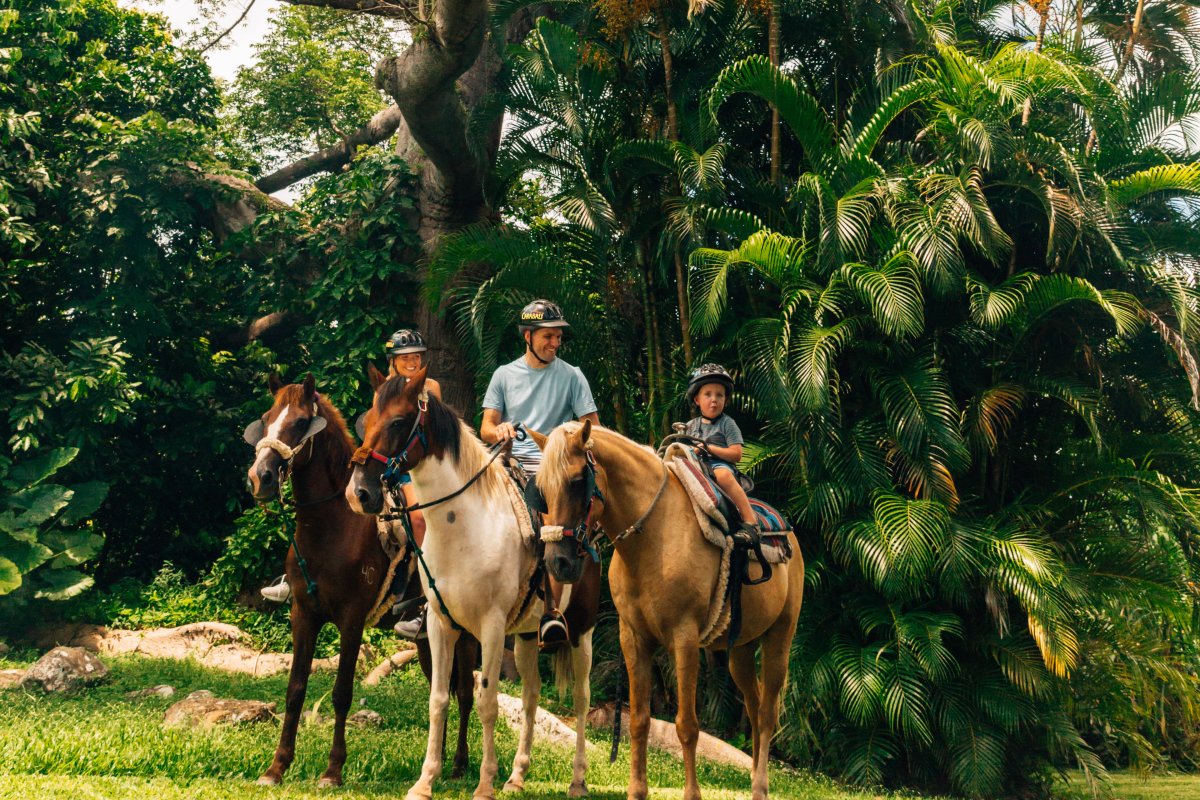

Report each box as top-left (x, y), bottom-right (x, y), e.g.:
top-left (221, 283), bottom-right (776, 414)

top-left (260, 574), bottom-right (292, 603)
top-left (394, 605), bottom-right (427, 640)
top-left (538, 612), bottom-right (569, 652)
top-left (732, 521), bottom-right (761, 548)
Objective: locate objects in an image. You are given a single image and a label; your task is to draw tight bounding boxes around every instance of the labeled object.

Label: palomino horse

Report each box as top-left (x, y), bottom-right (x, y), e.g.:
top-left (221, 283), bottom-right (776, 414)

top-left (345, 367), bottom-right (600, 800)
top-left (245, 373), bottom-right (477, 787)
top-left (532, 420), bottom-right (804, 800)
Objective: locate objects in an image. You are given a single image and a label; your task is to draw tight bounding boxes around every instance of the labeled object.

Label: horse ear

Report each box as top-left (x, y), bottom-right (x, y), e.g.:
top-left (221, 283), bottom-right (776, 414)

top-left (302, 373), bottom-right (316, 402)
top-left (268, 372), bottom-right (284, 395)
top-left (527, 428), bottom-right (548, 452)
top-left (578, 419), bottom-right (592, 446)
top-left (367, 362), bottom-right (386, 391)
top-left (405, 366), bottom-right (429, 397)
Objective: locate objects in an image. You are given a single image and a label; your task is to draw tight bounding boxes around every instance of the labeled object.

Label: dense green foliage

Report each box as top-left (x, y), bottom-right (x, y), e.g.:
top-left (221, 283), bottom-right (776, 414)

top-left (3, 0), bottom-right (1200, 796)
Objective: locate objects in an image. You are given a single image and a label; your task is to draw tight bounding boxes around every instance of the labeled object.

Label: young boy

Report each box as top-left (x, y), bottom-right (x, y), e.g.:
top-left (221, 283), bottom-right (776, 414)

top-left (683, 364), bottom-right (760, 547)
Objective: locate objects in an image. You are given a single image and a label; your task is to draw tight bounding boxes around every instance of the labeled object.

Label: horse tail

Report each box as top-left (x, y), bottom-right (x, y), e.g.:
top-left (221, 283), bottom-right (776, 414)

top-left (553, 646), bottom-right (574, 696)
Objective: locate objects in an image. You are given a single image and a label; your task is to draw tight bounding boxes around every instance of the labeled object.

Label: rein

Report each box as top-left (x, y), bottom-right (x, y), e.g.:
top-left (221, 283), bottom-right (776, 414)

top-left (539, 449), bottom-right (603, 562)
top-left (356, 406), bottom-right (528, 632)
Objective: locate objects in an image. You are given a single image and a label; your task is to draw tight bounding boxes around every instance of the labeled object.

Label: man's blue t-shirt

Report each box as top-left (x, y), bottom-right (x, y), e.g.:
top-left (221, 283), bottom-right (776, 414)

top-left (483, 356), bottom-right (597, 469)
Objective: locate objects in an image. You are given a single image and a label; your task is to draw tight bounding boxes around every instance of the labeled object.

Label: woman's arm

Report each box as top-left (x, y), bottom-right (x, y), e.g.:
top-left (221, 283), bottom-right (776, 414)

top-left (426, 376), bottom-right (442, 400)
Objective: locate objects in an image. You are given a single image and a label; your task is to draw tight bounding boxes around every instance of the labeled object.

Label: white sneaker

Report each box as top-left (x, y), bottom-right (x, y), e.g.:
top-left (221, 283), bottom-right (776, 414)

top-left (394, 605), bottom-right (427, 639)
top-left (260, 575), bottom-right (292, 603)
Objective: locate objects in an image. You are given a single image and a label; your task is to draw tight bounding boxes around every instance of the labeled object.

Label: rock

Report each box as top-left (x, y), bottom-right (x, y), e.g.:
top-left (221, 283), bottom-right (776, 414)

top-left (348, 709), bottom-right (383, 728)
top-left (126, 684), bottom-right (176, 700)
top-left (587, 704), bottom-right (753, 771)
top-left (0, 640), bottom-right (10, 654)
top-left (0, 669), bottom-right (26, 689)
top-left (163, 692), bottom-right (276, 728)
top-left (20, 646), bottom-right (108, 692)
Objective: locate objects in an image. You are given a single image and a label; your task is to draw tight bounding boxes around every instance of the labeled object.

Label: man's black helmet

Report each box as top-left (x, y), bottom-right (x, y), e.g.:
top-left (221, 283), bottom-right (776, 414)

top-left (685, 363), bottom-right (734, 404)
top-left (385, 329), bottom-right (427, 356)
top-left (518, 299), bottom-right (570, 331)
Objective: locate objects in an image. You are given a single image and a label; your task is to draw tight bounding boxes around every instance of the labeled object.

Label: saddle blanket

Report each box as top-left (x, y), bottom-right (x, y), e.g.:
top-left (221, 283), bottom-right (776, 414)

top-left (662, 444), bottom-right (793, 564)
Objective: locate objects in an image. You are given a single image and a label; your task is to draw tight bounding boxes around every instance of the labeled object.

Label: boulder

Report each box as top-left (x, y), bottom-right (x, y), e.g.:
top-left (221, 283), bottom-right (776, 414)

top-left (348, 709), bottom-right (383, 728)
top-left (0, 669), bottom-right (25, 689)
top-left (126, 684), bottom-right (176, 700)
top-left (20, 646), bottom-right (108, 692)
top-left (163, 690), bottom-right (276, 729)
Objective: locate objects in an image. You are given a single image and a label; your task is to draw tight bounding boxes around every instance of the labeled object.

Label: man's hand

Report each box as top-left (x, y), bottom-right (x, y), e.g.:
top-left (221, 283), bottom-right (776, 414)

top-left (495, 422), bottom-right (518, 441)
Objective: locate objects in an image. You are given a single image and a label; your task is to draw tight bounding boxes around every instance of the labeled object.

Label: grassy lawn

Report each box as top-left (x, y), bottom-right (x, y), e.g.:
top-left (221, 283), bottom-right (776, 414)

top-left (0, 650), bottom-right (1195, 800)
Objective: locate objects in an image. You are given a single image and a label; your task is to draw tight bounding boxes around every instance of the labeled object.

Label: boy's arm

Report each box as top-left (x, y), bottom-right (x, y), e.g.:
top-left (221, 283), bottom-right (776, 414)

top-left (703, 442), bottom-right (743, 463)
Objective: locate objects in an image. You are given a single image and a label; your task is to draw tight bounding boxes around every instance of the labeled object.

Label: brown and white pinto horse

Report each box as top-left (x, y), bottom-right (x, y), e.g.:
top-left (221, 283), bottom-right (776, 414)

top-left (245, 373), bottom-right (477, 788)
top-left (345, 368), bottom-right (600, 800)
top-left (533, 421), bottom-right (804, 800)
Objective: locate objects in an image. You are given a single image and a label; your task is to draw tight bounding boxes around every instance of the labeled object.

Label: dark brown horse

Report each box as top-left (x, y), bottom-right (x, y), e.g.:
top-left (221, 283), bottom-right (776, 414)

top-left (245, 373), bottom-right (477, 788)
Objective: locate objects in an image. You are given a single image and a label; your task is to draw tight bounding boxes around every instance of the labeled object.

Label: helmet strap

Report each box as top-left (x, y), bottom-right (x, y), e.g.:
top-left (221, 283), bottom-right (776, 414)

top-left (525, 331), bottom-right (553, 365)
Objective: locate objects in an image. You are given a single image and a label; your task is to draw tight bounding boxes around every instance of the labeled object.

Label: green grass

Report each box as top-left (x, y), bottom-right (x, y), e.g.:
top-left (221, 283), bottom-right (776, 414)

top-left (0, 652), bottom-right (1195, 799)
top-left (0, 654), bottom-right (881, 799)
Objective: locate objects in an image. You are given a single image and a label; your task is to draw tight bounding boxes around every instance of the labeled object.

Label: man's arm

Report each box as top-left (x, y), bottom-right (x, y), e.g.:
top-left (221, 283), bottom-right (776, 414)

top-left (481, 407), bottom-right (518, 444)
top-left (579, 411), bottom-right (600, 425)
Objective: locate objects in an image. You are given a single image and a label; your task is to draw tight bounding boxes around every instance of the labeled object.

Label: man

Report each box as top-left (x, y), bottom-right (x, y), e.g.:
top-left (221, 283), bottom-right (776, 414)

top-left (480, 299), bottom-right (599, 646)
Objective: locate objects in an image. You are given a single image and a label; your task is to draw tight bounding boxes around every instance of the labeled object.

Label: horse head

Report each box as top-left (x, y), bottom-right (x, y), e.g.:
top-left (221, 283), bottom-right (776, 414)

top-left (346, 363), bottom-right (433, 515)
top-left (533, 420), bottom-right (606, 584)
top-left (245, 373), bottom-right (329, 501)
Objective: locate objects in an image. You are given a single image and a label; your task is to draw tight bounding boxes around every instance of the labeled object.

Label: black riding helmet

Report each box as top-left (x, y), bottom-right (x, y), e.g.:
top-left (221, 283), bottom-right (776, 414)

top-left (685, 363), bottom-right (735, 405)
top-left (385, 329), bottom-right (427, 356)
top-left (518, 299), bottom-right (570, 332)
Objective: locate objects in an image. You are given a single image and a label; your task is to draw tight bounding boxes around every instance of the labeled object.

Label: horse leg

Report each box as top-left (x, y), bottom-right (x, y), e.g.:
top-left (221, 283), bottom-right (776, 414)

top-left (671, 633), bottom-right (703, 800)
top-left (451, 634), bottom-right (478, 779)
top-left (408, 611), bottom-right (460, 800)
top-left (621, 621), bottom-right (654, 800)
top-left (568, 628), bottom-right (594, 797)
top-left (751, 618), bottom-right (794, 800)
top-left (318, 619), bottom-right (364, 788)
top-left (727, 643), bottom-right (762, 781)
top-left (258, 605), bottom-right (319, 785)
top-left (473, 612), bottom-right (507, 800)
top-left (502, 635), bottom-right (540, 792)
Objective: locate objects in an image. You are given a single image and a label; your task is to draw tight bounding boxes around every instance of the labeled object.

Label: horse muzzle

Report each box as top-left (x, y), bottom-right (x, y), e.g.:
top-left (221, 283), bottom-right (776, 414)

top-left (345, 469), bottom-right (383, 515)
top-left (546, 544), bottom-right (586, 584)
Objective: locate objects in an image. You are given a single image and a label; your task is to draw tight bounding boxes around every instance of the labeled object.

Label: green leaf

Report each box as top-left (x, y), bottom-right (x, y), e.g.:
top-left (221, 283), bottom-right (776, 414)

top-left (60, 481), bottom-right (109, 525)
top-left (6, 447), bottom-right (78, 488)
top-left (6, 484), bottom-right (73, 527)
top-left (0, 557), bottom-right (20, 595)
top-left (34, 568), bottom-right (94, 601)
top-left (43, 530), bottom-right (104, 567)
top-left (0, 534), bottom-right (54, 572)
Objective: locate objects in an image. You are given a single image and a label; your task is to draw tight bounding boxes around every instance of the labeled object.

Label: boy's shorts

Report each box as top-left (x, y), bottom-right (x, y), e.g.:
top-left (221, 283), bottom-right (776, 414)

top-left (708, 459), bottom-right (737, 474)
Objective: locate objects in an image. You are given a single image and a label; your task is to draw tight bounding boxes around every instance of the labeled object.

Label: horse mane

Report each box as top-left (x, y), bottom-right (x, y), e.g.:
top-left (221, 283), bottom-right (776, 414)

top-left (278, 384), bottom-right (354, 473)
top-left (376, 375), bottom-right (508, 500)
top-left (537, 422), bottom-right (655, 500)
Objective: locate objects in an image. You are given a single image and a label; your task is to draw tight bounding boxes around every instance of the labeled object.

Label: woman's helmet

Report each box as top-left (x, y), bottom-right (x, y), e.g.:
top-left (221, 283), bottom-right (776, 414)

top-left (518, 299), bottom-right (570, 332)
top-left (685, 363), bottom-right (734, 404)
top-left (385, 329), bottom-right (427, 356)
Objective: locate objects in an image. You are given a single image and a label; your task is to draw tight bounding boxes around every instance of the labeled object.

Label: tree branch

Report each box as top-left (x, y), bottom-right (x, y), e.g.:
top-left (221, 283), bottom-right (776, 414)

top-left (199, 0), bottom-right (258, 54)
top-left (276, 0), bottom-right (420, 19)
top-left (255, 105), bottom-right (404, 193)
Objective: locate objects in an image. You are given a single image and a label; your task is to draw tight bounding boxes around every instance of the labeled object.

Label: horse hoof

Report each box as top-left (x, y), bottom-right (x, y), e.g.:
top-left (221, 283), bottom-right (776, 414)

top-left (502, 778), bottom-right (524, 793)
top-left (257, 775), bottom-right (281, 786)
top-left (317, 776), bottom-right (343, 789)
top-left (406, 789), bottom-right (433, 800)
top-left (569, 780), bottom-right (588, 797)
top-left (473, 789), bottom-right (497, 800)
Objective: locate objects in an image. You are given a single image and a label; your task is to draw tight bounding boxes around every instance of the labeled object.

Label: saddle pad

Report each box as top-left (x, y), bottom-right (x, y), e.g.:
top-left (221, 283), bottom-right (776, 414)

top-left (673, 455), bottom-right (792, 534)
top-left (663, 446), bottom-right (792, 564)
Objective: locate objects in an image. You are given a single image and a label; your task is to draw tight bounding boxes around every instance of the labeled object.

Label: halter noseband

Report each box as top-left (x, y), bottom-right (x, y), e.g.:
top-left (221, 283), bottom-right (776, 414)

top-left (540, 449), bottom-right (603, 562)
top-left (352, 395), bottom-right (430, 488)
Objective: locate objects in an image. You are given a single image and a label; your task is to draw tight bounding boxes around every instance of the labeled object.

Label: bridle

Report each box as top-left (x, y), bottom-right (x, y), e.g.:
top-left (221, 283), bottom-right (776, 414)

top-left (351, 395), bottom-right (429, 489)
top-left (539, 448), bottom-right (604, 563)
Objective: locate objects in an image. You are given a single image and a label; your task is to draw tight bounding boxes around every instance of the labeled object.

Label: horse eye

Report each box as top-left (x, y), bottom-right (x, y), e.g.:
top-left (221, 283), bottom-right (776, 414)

top-left (295, 418), bottom-right (310, 431)
top-left (390, 418), bottom-right (408, 430)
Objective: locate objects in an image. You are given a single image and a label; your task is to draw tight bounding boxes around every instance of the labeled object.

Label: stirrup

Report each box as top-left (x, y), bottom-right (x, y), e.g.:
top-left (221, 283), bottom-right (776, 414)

top-left (538, 611), bottom-right (569, 652)
top-left (260, 574), bottom-right (292, 603)
top-left (732, 521), bottom-right (761, 548)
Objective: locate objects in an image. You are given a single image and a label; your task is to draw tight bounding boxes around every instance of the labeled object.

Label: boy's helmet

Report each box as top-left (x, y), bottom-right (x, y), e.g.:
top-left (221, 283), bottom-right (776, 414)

top-left (385, 329), bottom-right (427, 356)
top-left (686, 363), bottom-right (734, 404)
top-left (518, 299), bottom-right (570, 332)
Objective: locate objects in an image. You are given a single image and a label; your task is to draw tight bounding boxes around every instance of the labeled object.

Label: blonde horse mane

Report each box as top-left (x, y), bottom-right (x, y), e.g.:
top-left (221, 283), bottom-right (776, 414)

top-left (537, 422), bottom-right (656, 501)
